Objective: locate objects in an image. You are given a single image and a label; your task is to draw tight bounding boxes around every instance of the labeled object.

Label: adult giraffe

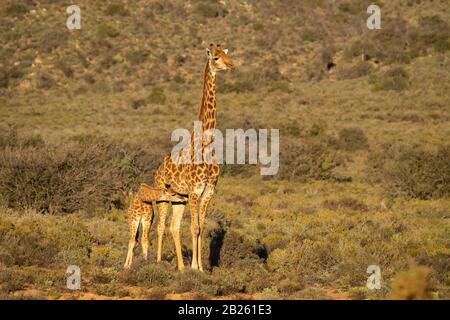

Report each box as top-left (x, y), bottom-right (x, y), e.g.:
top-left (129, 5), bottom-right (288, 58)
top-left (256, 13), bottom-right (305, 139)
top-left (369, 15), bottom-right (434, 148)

top-left (154, 44), bottom-right (234, 271)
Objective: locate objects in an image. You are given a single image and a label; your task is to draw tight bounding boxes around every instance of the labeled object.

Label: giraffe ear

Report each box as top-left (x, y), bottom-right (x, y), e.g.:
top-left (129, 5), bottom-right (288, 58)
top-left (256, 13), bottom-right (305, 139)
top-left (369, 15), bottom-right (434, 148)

top-left (206, 48), bottom-right (212, 57)
top-left (223, 49), bottom-right (228, 54)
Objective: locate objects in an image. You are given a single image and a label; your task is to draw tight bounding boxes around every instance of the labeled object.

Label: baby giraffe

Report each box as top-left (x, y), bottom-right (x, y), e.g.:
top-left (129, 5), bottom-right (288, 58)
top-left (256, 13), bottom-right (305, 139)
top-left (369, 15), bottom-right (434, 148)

top-left (124, 183), bottom-right (184, 269)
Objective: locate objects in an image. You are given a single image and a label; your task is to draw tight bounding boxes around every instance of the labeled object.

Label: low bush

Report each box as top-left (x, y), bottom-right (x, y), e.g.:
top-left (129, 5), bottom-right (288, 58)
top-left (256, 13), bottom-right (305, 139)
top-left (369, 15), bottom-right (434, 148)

top-left (369, 66), bottom-right (410, 91)
top-left (0, 66), bottom-right (25, 88)
top-left (147, 86), bottom-right (167, 105)
top-left (170, 270), bottom-right (218, 296)
top-left (136, 264), bottom-right (172, 287)
top-left (97, 24), bottom-right (120, 38)
top-left (279, 137), bottom-right (343, 181)
top-left (40, 30), bottom-right (68, 53)
top-left (5, 3), bottom-right (29, 16)
top-left (0, 215), bottom-right (92, 267)
top-left (367, 144), bottom-right (450, 199)
top-left (416, 15), bottom-right (450, 53)
top-left (104, 4), bottom-right (129, 16)
top-left (194, 1), bottom-right (228, 19)
top-left (0, 265), bottom-right (35, 293)
top-left (126, 50), bottom-right (149, 66)
top-left (338, 127), bottom-right (369, 151)
top-left (218, 230), bottom-right (265, 268)
top-left (210, 267), bottom-right (247, 295)
top-left (0, 129), bottom-right (161, 213)
top-left (322, 198), bottom-right (369, 212)
top-left (336, 61), bottom-right (372, 80)
top-left (36, 72), bottom-right (55, 90)
top-left (218, 80), bottom-right (255, 94)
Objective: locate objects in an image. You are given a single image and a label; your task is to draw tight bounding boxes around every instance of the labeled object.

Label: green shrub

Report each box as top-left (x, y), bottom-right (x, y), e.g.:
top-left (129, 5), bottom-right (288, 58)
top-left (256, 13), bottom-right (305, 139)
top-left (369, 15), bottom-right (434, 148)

top-left (269, 80), bottom-right (291, 93)
top-left (417, 15), bottom-right (450, 53)
top-left (210, 267), bottom-right (247, 295)
top-left (308, 121), bottom-right (327, 137)
top-left (90, 245), bottom-right (122, 268)
top-left (134, 264), bottom-right (172, 288)
top-left (51, 217), bottom-right (92, 265)
top-left (336, 61), bottom-right (372, 80)
top-left (4, 218), bottom-right (60, 267)
top-left (171, 270), bottom-right (218, 296)
top-left (301, 29), bottom-right (320, 43)
top-left (36, 72), bottom-right (55, 90)
top-left (147, 87), bottom-right (167, 105)
top-left (344, 39), bottom-right (376, 61)
top-left (194, 1), bottom-right (227, 18)
top-left (279, 137), bottom-right (343, 181)
top-left (5, 3), bottom-right (29, 16)
top-left (255, 286), bottom-right (281, 299)
top-left (348, 15), bottom-right (439, 64)
top-left (0, 265), bottom-right (34, 293)
top-left (290, 287), bottom-right (328, 300)
top-left (97, 24), bottom-right (120, 38)
top-left (322, 198), bottom-right (369, 212)
top-left (55, 60), bottom-right (74, 78)
top-left (0, 129), bottom-right (161, 213)
top-left (5, 30), bottom-right (22, 41)
top-left (145, 287), bottom-right (169, 299)
top-left (0, 66), bottom-right (25, 88)
top-left (337, 1), bottom-right (360, 14)
top-left (370, 16), bottom-right (412, 64)
top-left (0, 215), bottom-right (93, 267)
top-left (126, 50), bottom-right (149, 65)
top-left (218, 80), bottom-right (255, 94)
top-left (278, 274), bottom-right (304, 294)
top-left (218, 230), bottom-right (265, 268)
top-left (369, 66), bottom-right (410, 91)
top-left (262, 233), bottom-right (287, 253)
top-left (104, 4), bottom-right (129, 16)
top-left (120, 262), bottom-right (172, 288)
top-left (368, 145), bottom-right (450, 200)
top-left (40, 30), bottom-right (68, 53)
top-left (338, 127), bottom-right (369, 151)
top-left (94, 283), bottom-right (129, 297)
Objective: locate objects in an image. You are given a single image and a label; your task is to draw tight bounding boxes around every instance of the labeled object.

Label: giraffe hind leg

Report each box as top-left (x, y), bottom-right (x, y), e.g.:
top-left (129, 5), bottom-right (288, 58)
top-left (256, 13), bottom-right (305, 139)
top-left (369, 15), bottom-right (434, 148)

top-left (197, 185), bottom-right (215, 272)
top-left (124, 216), bottom-right (140, 269)
top-left (141, 202), bottom-right (154, 261)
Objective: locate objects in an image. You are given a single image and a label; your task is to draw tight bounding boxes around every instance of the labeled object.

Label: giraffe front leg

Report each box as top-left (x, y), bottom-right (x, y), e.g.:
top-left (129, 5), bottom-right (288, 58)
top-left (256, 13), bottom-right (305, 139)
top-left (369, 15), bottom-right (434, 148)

top-left (156, 202), bottom-right (169, 262)
top-left (197, 185), bottom-right (215, 272)
top-left (170, 203), bottom-right (186, 271)
top-left (188, 192), bottom-right (200, 270)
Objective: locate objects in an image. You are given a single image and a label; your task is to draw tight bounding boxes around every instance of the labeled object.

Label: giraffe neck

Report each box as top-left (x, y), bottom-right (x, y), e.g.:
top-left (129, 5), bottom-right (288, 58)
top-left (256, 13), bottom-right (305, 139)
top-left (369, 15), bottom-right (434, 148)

top-left (186, 61), bottom-right (217, 165)
top-left (198, 61), bottom-right (216, 131)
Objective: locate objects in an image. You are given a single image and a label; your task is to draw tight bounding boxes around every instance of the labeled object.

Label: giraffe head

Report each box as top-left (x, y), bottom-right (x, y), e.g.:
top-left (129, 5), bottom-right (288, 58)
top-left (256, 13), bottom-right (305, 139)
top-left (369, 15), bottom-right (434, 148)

top-left (206, 43), bottom-right (234, 72)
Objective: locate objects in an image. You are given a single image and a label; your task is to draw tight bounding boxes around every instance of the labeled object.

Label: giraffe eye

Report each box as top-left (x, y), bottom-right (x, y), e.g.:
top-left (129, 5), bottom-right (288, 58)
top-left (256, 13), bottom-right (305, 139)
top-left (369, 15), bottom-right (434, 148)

top-left (214, 57), bottom-right (219, 61)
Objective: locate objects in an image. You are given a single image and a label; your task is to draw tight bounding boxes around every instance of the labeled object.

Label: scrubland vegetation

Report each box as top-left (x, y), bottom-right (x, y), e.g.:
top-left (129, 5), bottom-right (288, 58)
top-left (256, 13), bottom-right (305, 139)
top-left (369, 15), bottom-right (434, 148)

top-left (0, 0), bottom-right (449, 299)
